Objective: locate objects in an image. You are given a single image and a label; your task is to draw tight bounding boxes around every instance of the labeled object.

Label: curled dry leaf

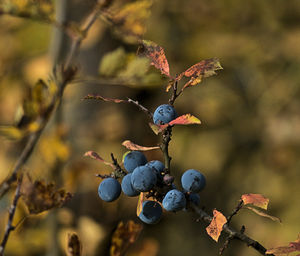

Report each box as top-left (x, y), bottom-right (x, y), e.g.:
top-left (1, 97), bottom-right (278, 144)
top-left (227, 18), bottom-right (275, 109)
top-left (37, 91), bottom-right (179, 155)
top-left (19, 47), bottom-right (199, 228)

top-left (83, 94), bottom-right (125, 103)
top-left (122, 140), bottom-right (160, 151)
top-left (245, 206), bottom-right (281, 223)
top-left (241, 193), bottom-right (269, 210)
top-left (21, 175), bottom-right (72, 214)
top-left (266, 234), bottom-right (300, 255)
top-left (67, 233), bottom-right (81, 256)
top-left (110, 220), bottom-right (143, 256)
top-left (138, 40), bottom-right (170, 77)
top-left (84, 151), bottom-right (115, 169)
top-left (149, 122), bottom-right (161, 135)
top-left (180, 58), bottom-right (222, 89)
top-left (206, 209), bottom-right (227, 242)
top-left (149, 114), bottom-right (201, 134)
top-left (136, 192), bottom-right (145, 216)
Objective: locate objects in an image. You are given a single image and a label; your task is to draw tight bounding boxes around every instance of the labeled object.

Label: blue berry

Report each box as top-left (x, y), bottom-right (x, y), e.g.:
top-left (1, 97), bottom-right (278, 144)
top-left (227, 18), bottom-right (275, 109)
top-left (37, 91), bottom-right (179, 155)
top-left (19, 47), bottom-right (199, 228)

top-left (139, 201), bottom-right (162, 224)
top-left (123, 151), bottom-right (147, 173)
top-left (121, 173), bottom-right (139, 197)
top-left (153, 104), bottom-right (178, 125)
top-left (131, 166), bottom-right (157, 192)
top-left (181, 169), bottom-right (206, 193)
top-left (98, 178), bottom-right (121, 202)
top-left (145, 160), bottom-right (165, 180)
top-left (162, 189), bottom-right (186, 212)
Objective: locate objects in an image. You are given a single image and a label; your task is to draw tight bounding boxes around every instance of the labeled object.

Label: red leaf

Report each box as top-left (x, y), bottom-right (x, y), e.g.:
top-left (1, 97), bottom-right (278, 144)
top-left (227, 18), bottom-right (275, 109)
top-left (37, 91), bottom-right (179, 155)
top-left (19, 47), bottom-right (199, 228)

top-left (84, 151), bottom-right (115, 169)
top-left (266, 246), bottom-right (297, 255)
top-left (149, 114), bottom-right (201, 134)
top-left (180, 58), bottom-right (222, 89)
top-left (206, 209), bottom-right (227, 242)
top-left (138, 40), bottom-right (170, 77)
top-left (266, 234), bottom-right (300, 255)
top-left (169, 114), bottom-right (201, 126)
top-left (241, 193), bottom-right (269, 210)
top-left (122, 140), bottom-right (160, 151)
top-left (83, 94), bottom-right (125, 103)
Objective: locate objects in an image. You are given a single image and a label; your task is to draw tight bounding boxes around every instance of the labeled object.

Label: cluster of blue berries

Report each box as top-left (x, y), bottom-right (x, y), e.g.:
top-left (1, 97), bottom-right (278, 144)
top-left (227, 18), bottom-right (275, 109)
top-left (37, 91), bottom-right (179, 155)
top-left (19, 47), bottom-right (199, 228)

top-left (97, 104), bottom-right (206, 224)
top-left (98, 150), bottom-right (206, 224)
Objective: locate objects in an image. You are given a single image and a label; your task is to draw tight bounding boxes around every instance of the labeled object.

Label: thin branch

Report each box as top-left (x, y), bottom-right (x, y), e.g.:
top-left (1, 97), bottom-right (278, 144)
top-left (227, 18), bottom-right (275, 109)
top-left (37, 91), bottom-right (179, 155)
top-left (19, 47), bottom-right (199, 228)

top-left (0, 175), bottom-right (23, 256)
top-left (191, 204), bottom-right (275, 256)
top-left (0, 0), bottom-right (108, 199)
top-left (227, 199), bottom-right (244, 224)
top-left (110, 153), bottom-right (127, 178)
top-left (219, 234), bottom-right (234, 255)
top-left (160, 127), bottom-right (172, 174)
top-left (127, 98), bottom-right (153, 119)
top-left (168, 80), bottom-right (178, 105)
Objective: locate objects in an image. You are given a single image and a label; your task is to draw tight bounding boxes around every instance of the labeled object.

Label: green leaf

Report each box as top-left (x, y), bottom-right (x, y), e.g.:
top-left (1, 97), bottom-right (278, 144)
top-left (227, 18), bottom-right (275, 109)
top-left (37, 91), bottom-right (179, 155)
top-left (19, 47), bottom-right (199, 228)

top-left (99, 47), bottom-right (127, 77)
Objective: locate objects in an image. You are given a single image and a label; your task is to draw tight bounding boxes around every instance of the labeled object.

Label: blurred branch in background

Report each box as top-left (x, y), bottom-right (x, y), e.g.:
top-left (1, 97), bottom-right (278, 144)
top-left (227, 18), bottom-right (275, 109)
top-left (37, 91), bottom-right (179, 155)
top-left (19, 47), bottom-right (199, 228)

top-left (0, 1), bottom-right (113, 255)
top-left (0, 175), bottom-right (23, 256)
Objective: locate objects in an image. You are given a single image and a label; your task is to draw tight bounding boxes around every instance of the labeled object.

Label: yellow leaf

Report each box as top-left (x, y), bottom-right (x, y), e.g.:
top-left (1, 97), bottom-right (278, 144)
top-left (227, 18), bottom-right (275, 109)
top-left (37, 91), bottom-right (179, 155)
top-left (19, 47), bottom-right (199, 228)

top-left (136, 192), bottom-right (145, 216)
top-left (111, 0), bottom-right (153, 42)
top-left (0, 125), bottom-right (25, 140)
top-left (99, 47), bottom-right (127, 77)
top-left (110, 221), bottom-right (143, 256)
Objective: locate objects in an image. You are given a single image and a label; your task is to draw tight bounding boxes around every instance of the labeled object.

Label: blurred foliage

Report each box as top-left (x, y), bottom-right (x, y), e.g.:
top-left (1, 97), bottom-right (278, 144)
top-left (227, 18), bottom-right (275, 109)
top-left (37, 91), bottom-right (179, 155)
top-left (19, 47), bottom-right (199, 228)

top-left (0, 0), bottom-right (300, 256)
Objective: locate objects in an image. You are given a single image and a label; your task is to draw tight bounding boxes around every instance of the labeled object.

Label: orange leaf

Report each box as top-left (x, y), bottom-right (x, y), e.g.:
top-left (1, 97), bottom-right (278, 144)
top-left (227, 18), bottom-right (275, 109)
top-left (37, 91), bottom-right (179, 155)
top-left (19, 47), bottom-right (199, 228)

top-left (181, 58), bottom-right (222, 89)
top-left (122, 140), bottom-right (160, 151)
top-left (138, 40), bottom-right (170, 77)
top-left (110, 221), bottom-right (143, 256)
top-left (84, 151), bottom-right (115, 169)
top-left (241, 193), bottom-right (269, 210)
top-left (83, 94), bottom-right (125, 103)
top-left (136, 192), bottom-right (145, 216)
top-left (206, 209), bottom-right (227, 242)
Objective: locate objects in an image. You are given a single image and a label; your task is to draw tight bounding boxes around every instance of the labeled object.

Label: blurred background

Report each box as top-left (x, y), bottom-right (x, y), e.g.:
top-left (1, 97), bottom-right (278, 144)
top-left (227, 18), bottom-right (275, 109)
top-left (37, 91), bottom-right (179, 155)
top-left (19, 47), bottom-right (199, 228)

top-left (0, 0), bottom-right (299, 255)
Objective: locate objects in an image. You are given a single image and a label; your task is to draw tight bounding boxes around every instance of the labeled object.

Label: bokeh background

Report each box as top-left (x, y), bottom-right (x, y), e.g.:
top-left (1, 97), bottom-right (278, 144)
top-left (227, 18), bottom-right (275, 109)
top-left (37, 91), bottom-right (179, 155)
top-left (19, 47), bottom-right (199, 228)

top-left (0, 0), bottom-right (300, 255)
